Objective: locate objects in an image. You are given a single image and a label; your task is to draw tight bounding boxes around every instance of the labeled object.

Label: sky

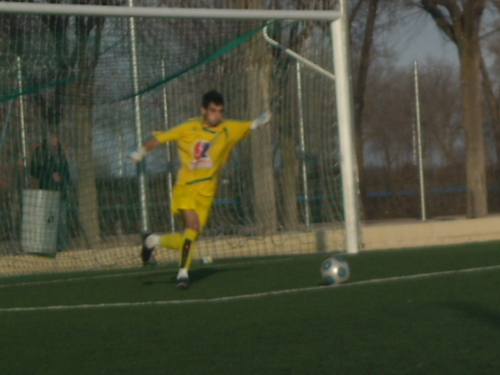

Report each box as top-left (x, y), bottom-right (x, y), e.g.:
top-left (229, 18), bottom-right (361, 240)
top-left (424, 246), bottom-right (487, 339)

top-left (380, 9), bottom-right (459, 68)
top-left (393, 14), bottom-right (458, 67)
top-left (386, 6), bottom-right (500, 69)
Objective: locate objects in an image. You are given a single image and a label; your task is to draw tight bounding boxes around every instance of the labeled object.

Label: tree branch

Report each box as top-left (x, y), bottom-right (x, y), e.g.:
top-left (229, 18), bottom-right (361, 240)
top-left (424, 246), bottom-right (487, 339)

top-left (350, 0), bottom-right (366, 25)
top-left (420, 0), bottom-right (457, 43)
top-left (91, 17), bottom-right (105, 70)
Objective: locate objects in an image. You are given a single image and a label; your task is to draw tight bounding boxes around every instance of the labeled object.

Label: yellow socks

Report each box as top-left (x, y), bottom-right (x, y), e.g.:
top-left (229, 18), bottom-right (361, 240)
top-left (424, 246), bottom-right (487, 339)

top-left (179, 229), bottom-right (199, 270)
top-left (159, 230), bottom-right (199, 271)
top-left (159, 233), bottom-right (183, 249)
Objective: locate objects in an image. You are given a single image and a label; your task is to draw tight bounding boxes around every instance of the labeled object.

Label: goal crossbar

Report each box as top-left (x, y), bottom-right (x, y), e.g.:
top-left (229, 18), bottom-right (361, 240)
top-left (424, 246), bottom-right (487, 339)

top-left (0, 2), bottom-right (341, 21)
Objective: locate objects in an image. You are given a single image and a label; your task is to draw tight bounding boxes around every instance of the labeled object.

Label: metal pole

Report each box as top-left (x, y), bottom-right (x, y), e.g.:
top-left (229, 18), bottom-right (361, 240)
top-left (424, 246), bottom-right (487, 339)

top-left (296, 62), bottom-right (311, 228)
top-left (128, 0), bottom-right (149, 232)
top-left (118, 133), bottom-right (124, 177)
top-left (161, 60), bottom-right (175, 233)
top-left (0, 3), bottom-right (341, 21)
top-left (414, 60), bottom-right (426, 221)
top-left (411, 114), bottom-right (417, 165)
top-left (331, 0), bottom-right (361, 254)
top-left (263, 25), bottom-right (335, 80)
top-left (17, 56), bottom-right (28, 188)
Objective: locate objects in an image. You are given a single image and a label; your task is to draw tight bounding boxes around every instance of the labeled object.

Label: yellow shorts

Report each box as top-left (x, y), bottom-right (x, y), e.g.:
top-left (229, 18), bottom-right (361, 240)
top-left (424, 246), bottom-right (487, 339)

top-left (171, 185), bottom-right (215, 230)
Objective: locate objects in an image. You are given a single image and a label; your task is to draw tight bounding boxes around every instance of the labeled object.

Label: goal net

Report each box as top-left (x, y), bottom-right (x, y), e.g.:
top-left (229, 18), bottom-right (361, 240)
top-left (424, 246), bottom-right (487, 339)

top-left (0, 2), bottom-right (352, 276)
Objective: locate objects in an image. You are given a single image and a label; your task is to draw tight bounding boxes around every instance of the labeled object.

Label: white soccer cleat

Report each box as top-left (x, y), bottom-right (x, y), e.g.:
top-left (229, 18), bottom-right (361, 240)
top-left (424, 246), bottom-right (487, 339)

top-left (141, 232), bottom-right (157, 266)
top-left (176, 268), bottom-right (190, 290)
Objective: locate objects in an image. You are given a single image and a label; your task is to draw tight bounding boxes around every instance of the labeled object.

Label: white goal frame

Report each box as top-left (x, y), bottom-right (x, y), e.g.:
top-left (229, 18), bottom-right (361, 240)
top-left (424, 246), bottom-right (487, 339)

top-left (0, 1), bottom-right (361, 254)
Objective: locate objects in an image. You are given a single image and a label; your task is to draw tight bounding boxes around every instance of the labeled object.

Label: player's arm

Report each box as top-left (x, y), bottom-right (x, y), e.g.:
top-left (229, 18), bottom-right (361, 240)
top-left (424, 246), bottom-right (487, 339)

top-left (129, 125), bottom-right (185, 163)
top-left (128, 137), bottom-right (160, 163)
top-left (226, 111), bottom-right (272, 143)
top-left (250, 111), bottom-right (271, 130)
top-left (141, 137), bottom-right (162, 154)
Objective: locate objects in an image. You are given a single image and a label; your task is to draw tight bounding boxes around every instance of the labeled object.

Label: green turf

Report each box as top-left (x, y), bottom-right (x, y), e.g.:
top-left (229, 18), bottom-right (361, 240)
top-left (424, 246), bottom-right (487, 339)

top-left (1, 242), bottom-right (500, 374)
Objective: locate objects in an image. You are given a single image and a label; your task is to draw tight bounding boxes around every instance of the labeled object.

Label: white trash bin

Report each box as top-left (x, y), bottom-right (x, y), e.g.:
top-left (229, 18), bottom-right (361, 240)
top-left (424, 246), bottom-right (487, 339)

top-left (21, 189), bottom-right (60, 255)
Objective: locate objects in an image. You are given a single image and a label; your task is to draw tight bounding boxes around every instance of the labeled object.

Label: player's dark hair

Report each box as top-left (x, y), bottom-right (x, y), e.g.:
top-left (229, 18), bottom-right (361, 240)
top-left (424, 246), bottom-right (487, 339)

top-left (202, 90), bottom-right (224, 108)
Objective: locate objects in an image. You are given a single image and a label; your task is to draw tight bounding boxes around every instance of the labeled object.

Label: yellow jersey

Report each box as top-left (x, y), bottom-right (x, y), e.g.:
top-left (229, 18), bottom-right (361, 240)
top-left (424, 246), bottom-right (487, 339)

top-left (153, 117), bottom-right (253, 197)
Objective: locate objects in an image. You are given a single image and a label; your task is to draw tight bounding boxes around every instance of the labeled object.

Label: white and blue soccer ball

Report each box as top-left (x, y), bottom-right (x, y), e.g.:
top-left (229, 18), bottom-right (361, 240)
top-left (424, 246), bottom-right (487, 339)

top-left (321, 256), bottom-right (350, 285)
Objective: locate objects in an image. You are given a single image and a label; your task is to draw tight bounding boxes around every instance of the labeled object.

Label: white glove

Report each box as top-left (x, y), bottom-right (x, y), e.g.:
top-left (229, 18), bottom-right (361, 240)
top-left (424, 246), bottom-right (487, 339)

top-left (128, 147), bottom-right (148, 163)
top-left (250, 111), bottom-right (271, 130)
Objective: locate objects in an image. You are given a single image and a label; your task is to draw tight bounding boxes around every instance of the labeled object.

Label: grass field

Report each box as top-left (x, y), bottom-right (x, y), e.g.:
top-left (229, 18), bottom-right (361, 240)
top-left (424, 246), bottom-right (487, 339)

top-left (1, 242), bottom-right (500, 374)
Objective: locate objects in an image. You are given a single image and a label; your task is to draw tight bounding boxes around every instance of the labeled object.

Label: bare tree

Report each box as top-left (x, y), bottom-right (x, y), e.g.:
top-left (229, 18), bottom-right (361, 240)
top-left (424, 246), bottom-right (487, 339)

top-left (479, 2), bottom-right (500, 183)
top-left (351, 0), bottom-right (380, 218)
top-left (69, 13), bottom-right (105, 247)
top-left (34, 2), bottom-right (105, 246)
top-left (239, 0), bottom-right (278, 234)
top-left (419, 0), bottom-right (488, 218)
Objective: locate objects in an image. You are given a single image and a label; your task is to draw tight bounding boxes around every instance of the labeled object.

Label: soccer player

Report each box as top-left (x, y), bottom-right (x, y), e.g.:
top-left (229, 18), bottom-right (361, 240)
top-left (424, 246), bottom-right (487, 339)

top-left (129, 90), bottom-right (271, 289)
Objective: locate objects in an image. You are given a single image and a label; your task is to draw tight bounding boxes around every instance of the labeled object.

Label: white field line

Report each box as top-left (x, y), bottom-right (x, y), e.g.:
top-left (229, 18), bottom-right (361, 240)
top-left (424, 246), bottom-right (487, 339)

top-left (1, 263), bottom-right (500, 313)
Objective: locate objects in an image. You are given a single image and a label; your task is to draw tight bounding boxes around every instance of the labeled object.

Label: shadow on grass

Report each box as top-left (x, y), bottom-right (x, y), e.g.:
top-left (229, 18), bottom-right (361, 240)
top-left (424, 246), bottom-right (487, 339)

top-left (189, 267), bottom-right (225, 283)
top-left (441, 301), bottom-right (500, 329)
top-left (139, 266), bottom-right (250, 286)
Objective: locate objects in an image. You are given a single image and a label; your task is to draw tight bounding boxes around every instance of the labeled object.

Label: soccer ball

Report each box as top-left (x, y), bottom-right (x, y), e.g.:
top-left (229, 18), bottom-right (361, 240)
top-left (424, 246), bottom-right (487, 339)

top-left (321, 257), bottom-right (350, 285)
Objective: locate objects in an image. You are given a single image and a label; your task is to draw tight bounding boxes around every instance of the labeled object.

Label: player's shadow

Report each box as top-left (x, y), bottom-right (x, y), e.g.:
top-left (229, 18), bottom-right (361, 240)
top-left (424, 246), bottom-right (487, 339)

top-left (139, 266), bottom-right (249, 286)
top-left (183, 265), bottom-right (252, 285)
top-left (188, 267), bottom-right (223, 283)
top-left (438, 301), bottom-right (500, 329)
top-left (136, 271), bottom-right (176, 286)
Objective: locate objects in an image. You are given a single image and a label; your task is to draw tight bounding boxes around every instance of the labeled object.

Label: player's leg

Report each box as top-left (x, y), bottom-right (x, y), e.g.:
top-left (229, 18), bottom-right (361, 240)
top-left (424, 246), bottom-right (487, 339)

top-left (141, 231), bottom-right (183, 266)
top-left (160, 233), bottom-right (183, 249)
top-left (140, 185), bottom-right (190, 266)
top-left (140, 218), bottom-right (196, 267)
top-left (176, 209), bottom-right (200, 289)
top-left (145, 210), bottom-right (204, 254)
top-left (176, 197), bottom-right (213, 289)
top-left (140, 185), bottom-right (212, 290)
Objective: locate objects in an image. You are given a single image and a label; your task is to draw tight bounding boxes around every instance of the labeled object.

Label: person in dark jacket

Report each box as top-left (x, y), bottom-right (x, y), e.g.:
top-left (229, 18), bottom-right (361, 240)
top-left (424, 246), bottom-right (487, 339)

top-left (30, 132), bottom-right (71, 252)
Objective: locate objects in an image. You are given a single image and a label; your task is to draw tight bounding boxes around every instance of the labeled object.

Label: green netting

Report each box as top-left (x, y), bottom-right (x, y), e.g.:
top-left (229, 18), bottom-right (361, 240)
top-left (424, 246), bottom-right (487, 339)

top-left (0, 7), bottom-right (344, 276)
top-left (0, 20), bottom-right (272, 104)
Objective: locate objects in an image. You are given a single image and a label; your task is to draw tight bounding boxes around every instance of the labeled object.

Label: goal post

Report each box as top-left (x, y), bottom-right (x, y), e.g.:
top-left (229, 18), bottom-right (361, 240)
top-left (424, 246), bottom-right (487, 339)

top-left (331, 0), bottom-right (362, 254)
top-left (0, 1), bottom-right (361, 277)
top-left (261, 8), bottom-right (361, 254)
top-left (0, 2), bottom-right (341, 20)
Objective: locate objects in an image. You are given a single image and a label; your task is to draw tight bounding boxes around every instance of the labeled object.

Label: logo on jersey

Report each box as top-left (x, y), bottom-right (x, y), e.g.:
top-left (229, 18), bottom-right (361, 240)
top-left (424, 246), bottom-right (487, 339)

top-left (190, 140), bottom-right (213, 169)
